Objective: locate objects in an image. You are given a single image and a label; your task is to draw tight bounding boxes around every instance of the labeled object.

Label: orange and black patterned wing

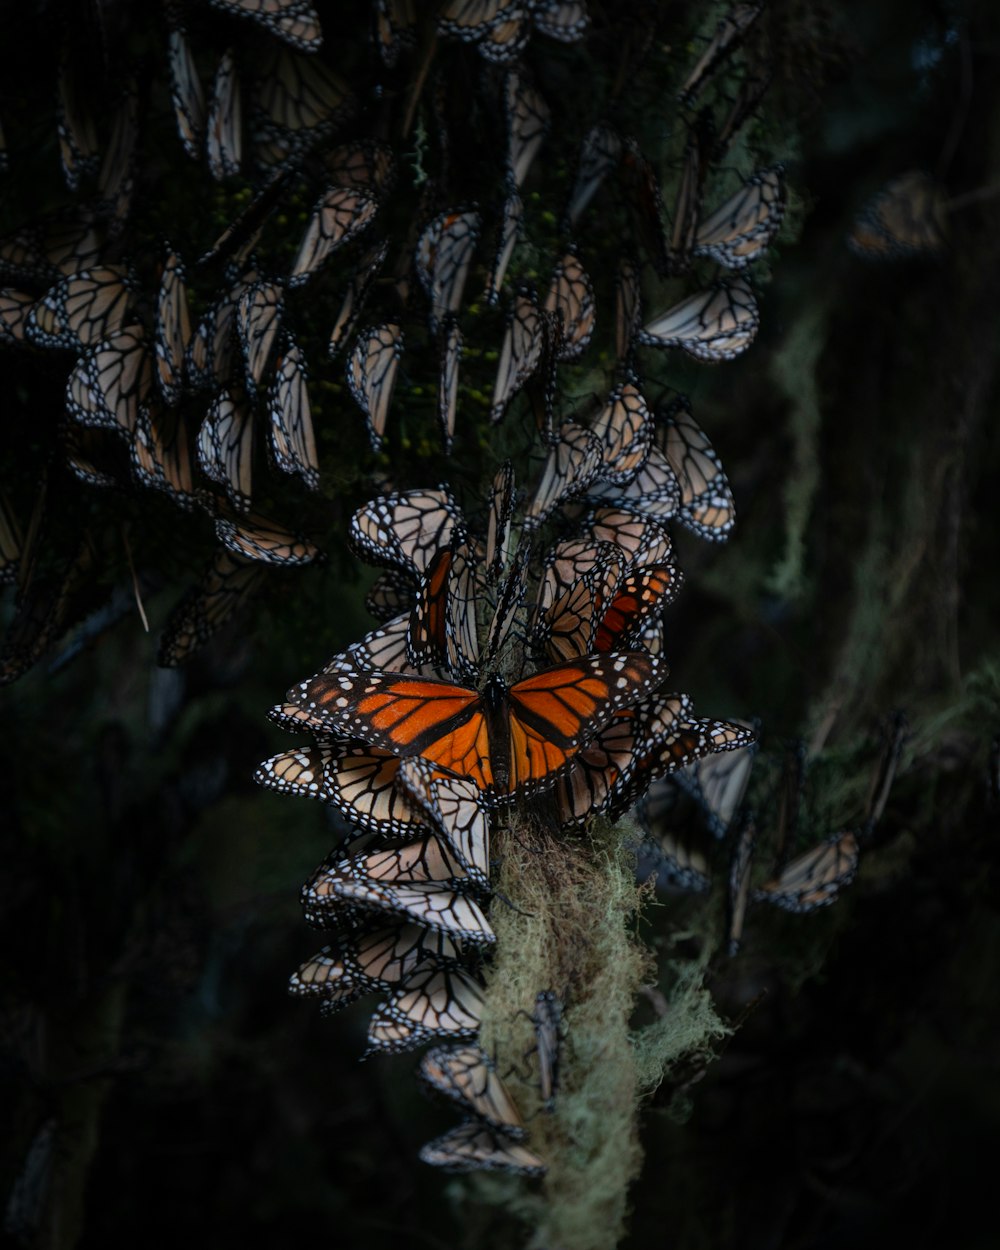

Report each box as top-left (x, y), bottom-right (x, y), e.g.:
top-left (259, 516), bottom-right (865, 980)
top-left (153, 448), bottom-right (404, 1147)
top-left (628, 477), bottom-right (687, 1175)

top-left (753, 831), bottom-right (860, 913)
top-left (350, 486), bottom-right (464, 576)
top-left (659, 396), bottom-right (735, 541)
top-left (503, 652), bottom-right (664, 793)
top-left (592, 564), bottom-right (681, 653)
top-left (419, 1043), bottom-right (526, 1138)
top-left (289, 669), bottom-right (493, 790)
top-left (255, 741), bottom-right (418, 835)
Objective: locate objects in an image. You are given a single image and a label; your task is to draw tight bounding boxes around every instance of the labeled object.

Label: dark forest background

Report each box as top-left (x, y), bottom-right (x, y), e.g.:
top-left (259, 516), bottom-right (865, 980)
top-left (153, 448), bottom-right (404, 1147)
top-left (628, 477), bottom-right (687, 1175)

top-left (2, 2), bottom-right (999, 1248)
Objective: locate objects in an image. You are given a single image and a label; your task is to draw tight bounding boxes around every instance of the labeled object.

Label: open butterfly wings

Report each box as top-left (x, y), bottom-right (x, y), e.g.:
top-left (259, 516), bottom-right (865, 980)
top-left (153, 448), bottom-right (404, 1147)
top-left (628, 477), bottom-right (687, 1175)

top-left (289, 652), bottom-right (664, 800)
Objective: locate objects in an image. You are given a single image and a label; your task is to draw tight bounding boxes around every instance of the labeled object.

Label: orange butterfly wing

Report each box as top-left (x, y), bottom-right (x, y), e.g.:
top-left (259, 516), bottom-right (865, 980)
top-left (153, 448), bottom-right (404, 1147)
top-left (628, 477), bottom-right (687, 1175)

top-left (504, 652), bottom-right (662, 791)
top-left (291, 671), bottom-right (495, 791)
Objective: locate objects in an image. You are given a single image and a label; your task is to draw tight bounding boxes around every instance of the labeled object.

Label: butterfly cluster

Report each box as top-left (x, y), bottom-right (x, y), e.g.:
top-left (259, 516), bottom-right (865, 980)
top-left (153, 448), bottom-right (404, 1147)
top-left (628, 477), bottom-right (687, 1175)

top-left (1, 0), bottom-right (782, 685)
top-left (258, 431), bottom-right (757, 1172)
top-left (3, 0), bottom-right (790, 1197)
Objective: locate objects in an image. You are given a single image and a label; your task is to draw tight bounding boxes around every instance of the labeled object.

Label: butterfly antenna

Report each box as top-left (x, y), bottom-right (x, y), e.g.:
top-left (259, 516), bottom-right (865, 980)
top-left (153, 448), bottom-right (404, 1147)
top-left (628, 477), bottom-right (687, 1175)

top-left (121, 527), bottom-right (149, 633)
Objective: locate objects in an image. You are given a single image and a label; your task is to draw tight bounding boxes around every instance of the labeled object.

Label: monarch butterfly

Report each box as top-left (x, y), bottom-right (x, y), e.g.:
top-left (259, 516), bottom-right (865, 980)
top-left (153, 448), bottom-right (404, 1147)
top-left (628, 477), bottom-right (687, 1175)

top-left (667, 117), bottom-right (712, 274)
top-left (198, 387), bottom-right (254, 511)
top-left (349, 487), bottom-right (465, 576)
top-left (328, 242), bottom-right (389, 357)
top-left (289, 651), bottom-right (663, 801)
top-left (206, 49), bottom-right (243, 181)
top-left (66, 326), bottom-right (151, 434)
top-left (158, 549), bottom-right (264, 666)
top-left (727, 814), bottom-right (755, 956)
top-left (525, 989), bottom-right (563, 1110)
top-left (641, 827), bottom-right (711, 894)
top-left (365, 569), bottom-right (417, 622)
top-left (0, 210), bottom-right (104, 286)
top-left (406, 545), bottom-right (482, 680)
top-left (373, 0), bottom-right (417, 67)
top-left (753, 831), bottom-right (860, 913)
top-left (397, 756), bottom-right (492, 888)
top-left (322, 140), bottom-right (396, 194)
top-left (384, 963), bottom-right (485, 1042)
top-left (186, 275), bottom-right (246, 392)
top-left (253, 47), bottom-right (356, 157)
top-left (420, 1044), bottom-right (526, 1139)
top-left (485, 461), bottom-right (516, 582)
top-left (474, 14), bottom-right (532, 63)
top-left (585, 443), bottom-right (681, 519)
top-left (438, 0), bottom-right (515, 37)
top-left (237, 279), bottom-right (285, 399)
top-left (0, 497), bottom-right (21, 584)
top-left (290, 186), bottom-right (380, 287)
top-left (677, 3), bottom-right (762, 106)
top-left (415, 209), bottom-right (480, 335)
top-left (303, 834), bottom-right (467, 897)
top-left (419, 1119), bottom-right (546, 1177)
top-left (343, 920), bottom-right (463, 989)
top-left (524, 420), bottom-right (604, 529)
top-left (438, 318), bottom-right (462, 454)
top-left (27, 267), bottom-right (133, 352)
top-left (56, 50), bottom-right (98, 191)
top-left (848, 170), bottom-right (948, 260)
top-left (533, 0), bottom-right (589, 42)
top-left (490, 288), bottom-right (545, 424)
top-left (97, 80), bottom-right (138, 233)
top-left (658, 397), bottom-right (736, 541)
top-left (640, 278), bottom-right (759, 362)
top-left (1, 290), bottom-right (36, 348)
top-left (288, 948), bottom-right (361, 1000)
top-left (567, 123), bottom-right (621, 226)
top-left (506, 70), bottom-right (549, 188)
top-left (481, 546), bottom-right (528, 667)
top-left (613, 252), bottom-right (641, 363)
top-left (543, 252), bottom-right (595, 361)
top-left (269, 338), bottom-right (319, 490)
top-left (257, 741), bottom-right (420, 835)
top-left (155, 252), bottom-right (192, 407)
top-left (693, 165), bottom-right (785, 270)
top-left (131, 402), bottom-right (198, 507)
top-left (166, 24), bottom-right (206, 160)
top-left (323, 611), bottom-right (423, 676)
top-left (620, 138), bottom-right (669, 275)
top-left (584, 507), bottom-right (677, 568)
top-left (531, 540), bottom-right (622, 663)
top-left (207, 0), bottom-right (323, 51)
top-left (61, 424), bottom-right (126, 490)
top-left (555, 693), bottom-right (748, 827)
top-left (485, 190), bottom-right (523, 306)
top-left (309, 877), bottom-right (495, 945)
top-left (548, 702), bottom-right (646, 825)
top-left (589, 382), bottom-right (653, 485)
top-left (674, 732), bottom-right (755, 837)
top-left (592, 565), bottom-right (680, 653)
top-left (608, 709), bottom-right (756, 823)
top-left (348, 322), bottom-right (403, 452)
top-left (214, 510), bottom-right (319, 565)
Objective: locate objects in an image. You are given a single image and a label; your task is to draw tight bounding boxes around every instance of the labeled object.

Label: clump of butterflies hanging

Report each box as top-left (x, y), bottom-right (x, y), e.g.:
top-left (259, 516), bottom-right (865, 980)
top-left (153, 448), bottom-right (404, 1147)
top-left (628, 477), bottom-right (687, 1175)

top-left (1, 0), bottom-right (781, 684)
top-left (0, 0), bottom-right (881, 1187)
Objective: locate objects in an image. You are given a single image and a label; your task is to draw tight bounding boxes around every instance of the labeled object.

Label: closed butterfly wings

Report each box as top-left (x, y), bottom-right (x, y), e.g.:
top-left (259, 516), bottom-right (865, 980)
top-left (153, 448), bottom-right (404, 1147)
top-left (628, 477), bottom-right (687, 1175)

top-left (658, 397), bottom-right (736, 541)
top-left (639, 278), bottom-right (759, 362)
top-left (348, 322), bottom-right (403, 451)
